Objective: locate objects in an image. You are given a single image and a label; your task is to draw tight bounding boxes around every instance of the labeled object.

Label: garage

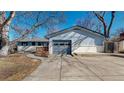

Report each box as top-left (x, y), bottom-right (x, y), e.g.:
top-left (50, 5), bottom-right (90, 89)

top-left (52, 40), bottom-right (71, 55)
top-left (46, 25), bottom-right (105, 54)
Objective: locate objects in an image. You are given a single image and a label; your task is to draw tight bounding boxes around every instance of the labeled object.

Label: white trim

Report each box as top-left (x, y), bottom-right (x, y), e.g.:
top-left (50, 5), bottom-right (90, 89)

top-left (47, 26), bottom-right (105, 39)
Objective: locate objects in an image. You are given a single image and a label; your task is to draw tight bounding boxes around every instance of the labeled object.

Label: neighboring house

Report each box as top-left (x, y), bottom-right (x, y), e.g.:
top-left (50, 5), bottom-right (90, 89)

top-left (46, 25), bottom-right (105, 55)
top-left (17, 38), bottom-right (49, 52)
top-left (112, 32), bottom-right (124, 53)
top-left (119, 32), bottom-right (124, 52)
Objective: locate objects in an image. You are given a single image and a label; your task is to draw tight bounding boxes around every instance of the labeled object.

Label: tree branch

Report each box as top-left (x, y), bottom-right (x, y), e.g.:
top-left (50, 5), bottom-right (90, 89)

top-left (10, 16), bottom-right (51, 45)
top-left (93, 11), bottom-right (107, 37)
top-left (107, 11), bottom-right (115, 38)
top-left (2, 11), bottom-right (15, 28)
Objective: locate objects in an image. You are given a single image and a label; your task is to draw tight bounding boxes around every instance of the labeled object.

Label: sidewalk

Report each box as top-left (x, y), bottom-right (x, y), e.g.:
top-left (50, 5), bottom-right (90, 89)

top-left (23, 54), bottom-right (61, 80)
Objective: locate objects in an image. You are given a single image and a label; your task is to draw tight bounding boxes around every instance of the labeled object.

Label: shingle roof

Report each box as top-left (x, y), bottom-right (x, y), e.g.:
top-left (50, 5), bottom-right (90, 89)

top-left (17, 38), bottom-right (48, 42)
top-left (46, 25), bottom-right (105, 38)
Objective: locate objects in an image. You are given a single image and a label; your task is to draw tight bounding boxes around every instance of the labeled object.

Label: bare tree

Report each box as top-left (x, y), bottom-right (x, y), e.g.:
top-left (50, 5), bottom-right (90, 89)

top-left (77, 14), bottom-right (95, 29)
top-left (11, 12), bottom-right (65, 41)
top-left (46, 25), bottom-right (60, 35)
top-left (0, 11), bottom-right (65, 56)
top-left (76, 12), bottom-right (102, 33)
top-left (93, 11), bottom-right (116, 39)
top-left (0, 11), bottom-right (15, 56)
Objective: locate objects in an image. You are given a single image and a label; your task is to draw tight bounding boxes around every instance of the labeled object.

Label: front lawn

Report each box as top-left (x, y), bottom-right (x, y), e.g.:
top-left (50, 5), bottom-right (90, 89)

top-left (0, 53), bottom-right (41, 81)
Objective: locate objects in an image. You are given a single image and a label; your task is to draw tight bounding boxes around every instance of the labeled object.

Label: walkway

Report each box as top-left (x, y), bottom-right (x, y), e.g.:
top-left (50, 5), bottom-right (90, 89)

top-left (24, 53), bottom-right (124, 81)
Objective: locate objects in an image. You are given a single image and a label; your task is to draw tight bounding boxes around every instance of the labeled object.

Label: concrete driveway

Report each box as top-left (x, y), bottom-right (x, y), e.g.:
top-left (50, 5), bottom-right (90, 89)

top-left (24, 54), bottom-right (124, 81)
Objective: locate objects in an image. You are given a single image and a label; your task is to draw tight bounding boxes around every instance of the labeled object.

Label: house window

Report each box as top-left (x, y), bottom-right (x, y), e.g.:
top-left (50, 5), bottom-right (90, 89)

top-left (17, 42), bottom-right (21, 46)
top-left (28, 42), bottom-right (32, 46)
top-left (17, 41), bottom-right (48, 46)
top-left (32, 42), bottom-right (36, 46)
top-left (37, 42), bottom-right (48, 46)
top-left (60, 43), bottom-right (64, 45)
top-left (22, 42), bottom-right (28, 46)
top-left (38, 42), bottom-right (42, 46)
top-left (17, 42), bottom-right (25, 46)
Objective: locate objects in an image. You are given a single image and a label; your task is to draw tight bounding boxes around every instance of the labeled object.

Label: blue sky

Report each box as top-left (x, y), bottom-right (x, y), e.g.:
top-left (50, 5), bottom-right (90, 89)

top-left (62, 11), bottom-right (124, 35)
top-left (9, 11), bottom-right (124, 40)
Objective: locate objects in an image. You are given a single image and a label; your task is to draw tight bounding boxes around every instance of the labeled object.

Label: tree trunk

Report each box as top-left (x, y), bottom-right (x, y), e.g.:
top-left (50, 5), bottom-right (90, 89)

top-left (0, 26), bottom-right (9, 56)
top-left (0, 45), bottom-right (9, 56)
top-left (0, 11), bottom-right (15, 56)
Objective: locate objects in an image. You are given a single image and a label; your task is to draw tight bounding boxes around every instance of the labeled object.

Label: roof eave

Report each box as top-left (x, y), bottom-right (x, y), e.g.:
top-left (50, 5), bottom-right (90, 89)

top-left (46, 25), bottom-right (105, 39)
